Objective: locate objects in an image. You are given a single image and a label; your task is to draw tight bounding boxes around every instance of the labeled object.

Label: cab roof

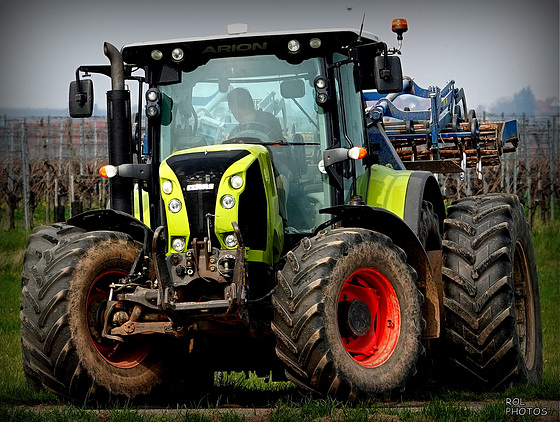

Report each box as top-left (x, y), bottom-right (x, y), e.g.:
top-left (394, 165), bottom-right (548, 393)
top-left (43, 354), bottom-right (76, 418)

top-left (121, 28), bottom-right (382, 69)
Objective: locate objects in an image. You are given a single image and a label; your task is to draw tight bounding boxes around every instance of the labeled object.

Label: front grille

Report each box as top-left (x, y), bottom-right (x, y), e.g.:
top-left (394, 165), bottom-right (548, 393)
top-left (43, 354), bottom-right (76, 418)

top-left (184, 173), bottom-right (221, 244)
top-left (167, 150), bottom-right (250, 244)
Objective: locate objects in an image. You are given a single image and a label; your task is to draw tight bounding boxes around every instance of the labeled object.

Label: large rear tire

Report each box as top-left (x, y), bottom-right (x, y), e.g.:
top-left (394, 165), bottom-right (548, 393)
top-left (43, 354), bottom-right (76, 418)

top-left (272, 228), bottom-right (423, 400)
top-left (21, 225), bottom-right (166, 402)
top-left (442, 194), bottom-right (542, 389)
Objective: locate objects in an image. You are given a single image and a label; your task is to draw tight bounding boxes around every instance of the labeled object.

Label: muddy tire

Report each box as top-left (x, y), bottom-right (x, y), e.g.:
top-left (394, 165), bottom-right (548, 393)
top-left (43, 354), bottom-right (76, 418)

top-left (272, 228), bottom-right (423, 400)
top-left (442, 194), bottom-right (542, 389)
top-left (21, 225), bottom-right (166, 402)
top-left (418, 201), bottom-right (442, 251)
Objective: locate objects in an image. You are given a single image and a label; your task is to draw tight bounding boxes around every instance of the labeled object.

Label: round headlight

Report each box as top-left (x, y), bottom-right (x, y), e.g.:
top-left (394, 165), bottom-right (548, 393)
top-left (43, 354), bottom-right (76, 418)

top-left (171, 48), bottom-right (184, 61)
top-left (162, 180), bottom-right (173, 195)
top-left (315, 77), bottom-right (327, 90)
top-left (151, 50), bottom-right (163, 60)
top-left (317, 93), bottom-right (328, 104)
top-left (168, 199), bottom-right (182, 213)
top-left (221, 194), bottom-right (235, 209)
top-left (147, 90), bottom-right (159, 102)
top-left (287, 39), bottom-right (300, 53)
top-left (147, 105), bottom-right (159, 118)
top-left (172, 237), bottom-right (186, 252)
top-left (224, 234), bottom-right (238, 248)
top-left (230, 175), bottom-right (243, 189)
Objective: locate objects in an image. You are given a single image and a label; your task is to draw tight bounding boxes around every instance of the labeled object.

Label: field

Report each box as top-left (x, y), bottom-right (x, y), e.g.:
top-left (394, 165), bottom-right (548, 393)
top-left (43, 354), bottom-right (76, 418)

top-left (0, 210), bottom-right (558, 421)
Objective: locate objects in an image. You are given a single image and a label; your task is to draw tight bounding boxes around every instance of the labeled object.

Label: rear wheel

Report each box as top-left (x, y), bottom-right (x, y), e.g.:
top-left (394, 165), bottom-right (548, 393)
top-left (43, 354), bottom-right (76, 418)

top-left (272, 228), bottom-right (423, 400)
top-left (21, 226), bottom-right (166, 402)
top-left (442, 194), bottom-right (542, 389)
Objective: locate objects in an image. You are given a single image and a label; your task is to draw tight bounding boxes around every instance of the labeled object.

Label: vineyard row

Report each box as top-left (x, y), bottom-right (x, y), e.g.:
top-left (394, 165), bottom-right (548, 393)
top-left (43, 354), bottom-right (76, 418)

top-left (1, 114), bottom-right (558, 230)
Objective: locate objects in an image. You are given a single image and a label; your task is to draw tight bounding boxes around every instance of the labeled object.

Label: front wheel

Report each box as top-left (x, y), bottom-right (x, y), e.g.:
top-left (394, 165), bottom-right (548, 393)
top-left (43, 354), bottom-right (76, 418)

top-left (21, 227), bottom-right (166, 402)
top-left (272, 228), bottom-right (423, 400)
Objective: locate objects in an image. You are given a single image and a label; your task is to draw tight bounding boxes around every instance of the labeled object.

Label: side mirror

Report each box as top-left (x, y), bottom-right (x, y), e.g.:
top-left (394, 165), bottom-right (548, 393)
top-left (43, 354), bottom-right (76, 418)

top-left (280, 79), bottom-right (305, 99)
top-left (374, 55), bottom-right (403, 94)
top-left (69, 79), bottom-right (94, 118)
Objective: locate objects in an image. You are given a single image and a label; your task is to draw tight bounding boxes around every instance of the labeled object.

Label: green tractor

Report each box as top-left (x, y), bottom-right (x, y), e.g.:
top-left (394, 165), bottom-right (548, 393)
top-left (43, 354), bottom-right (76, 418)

top-left (21, 20), bottom-right (542, 402)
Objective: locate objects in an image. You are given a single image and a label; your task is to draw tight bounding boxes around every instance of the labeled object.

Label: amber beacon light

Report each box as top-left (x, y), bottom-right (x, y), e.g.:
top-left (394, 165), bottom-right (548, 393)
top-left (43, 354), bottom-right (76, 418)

top-left (391, 18), bottom-right (408, 40)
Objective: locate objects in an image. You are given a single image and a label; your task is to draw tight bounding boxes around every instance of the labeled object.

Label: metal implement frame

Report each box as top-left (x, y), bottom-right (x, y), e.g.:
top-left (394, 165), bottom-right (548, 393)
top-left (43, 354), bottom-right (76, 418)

top-left (365, 78), bottom-right (519, 173)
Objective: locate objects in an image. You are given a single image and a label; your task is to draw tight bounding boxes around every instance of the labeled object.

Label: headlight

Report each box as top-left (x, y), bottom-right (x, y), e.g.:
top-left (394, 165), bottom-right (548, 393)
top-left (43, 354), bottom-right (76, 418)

top-left (316, 93), bottom-right (328, 104)
top-left (171, 48), bottom-right (184, 62)
top-left (314, 76), bottom-right (330, 106)
top-left (230, 175), bottom-right (243, 189)
top-left (221, 194), bottom-right (235, 209)
top-left (162, 180), bottom-right (173, 195)
top-left (309, 38), bottom-right (322, 49)
top-left (146, 105), bottom-right (159, 118)
top-left (314, 76), bottom-right (328, 89)
top-left (287, 39), bottom-right (300, 52)
top-left (146, 90), bottom-right (159, 102)
top-left (224, 234), bottom-right (238, 248)
top-left (172, 237), bottom-right (186, 252)
top-left (168, 199), bottom-right (182, 213)
top-left (151, 50), bottom-right (163, 60)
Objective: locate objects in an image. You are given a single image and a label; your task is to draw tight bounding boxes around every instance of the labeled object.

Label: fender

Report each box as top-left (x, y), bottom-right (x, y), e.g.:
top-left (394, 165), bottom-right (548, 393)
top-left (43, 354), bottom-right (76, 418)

top-left (319, 204), bottom-right (441, 338)
top-left (357, 165), bottom-right (445, 237)
top-left (404, 171), bottom-right (446, 237)
top-left (67, 209), bottom-right (153, 245)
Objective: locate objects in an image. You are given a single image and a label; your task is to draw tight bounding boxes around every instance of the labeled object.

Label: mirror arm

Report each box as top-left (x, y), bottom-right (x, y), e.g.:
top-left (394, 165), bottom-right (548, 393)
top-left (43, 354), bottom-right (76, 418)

top-left (380, 43), bottom-right (391, 81)
top-left (73, 69), bottom-right (89, 105)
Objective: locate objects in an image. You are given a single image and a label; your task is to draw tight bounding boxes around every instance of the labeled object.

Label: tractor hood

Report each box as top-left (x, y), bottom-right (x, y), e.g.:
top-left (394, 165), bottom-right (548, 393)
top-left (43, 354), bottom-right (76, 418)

top-left (159, 144), bottom-right (284, 265)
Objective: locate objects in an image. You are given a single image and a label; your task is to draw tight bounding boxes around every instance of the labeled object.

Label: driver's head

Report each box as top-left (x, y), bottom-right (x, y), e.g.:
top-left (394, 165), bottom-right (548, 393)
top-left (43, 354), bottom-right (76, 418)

top-left (228, 88), bottom-right (256, 123)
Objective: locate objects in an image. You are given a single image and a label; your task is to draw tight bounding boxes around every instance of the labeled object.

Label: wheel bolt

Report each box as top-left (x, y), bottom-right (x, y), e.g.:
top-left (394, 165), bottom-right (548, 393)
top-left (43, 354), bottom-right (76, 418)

top-left (123, 321), bottom-right (135, 333)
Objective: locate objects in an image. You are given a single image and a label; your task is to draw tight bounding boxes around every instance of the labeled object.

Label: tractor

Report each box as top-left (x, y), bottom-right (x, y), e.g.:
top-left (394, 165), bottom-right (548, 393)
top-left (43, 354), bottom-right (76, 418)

top-left (21, 20), bottom-right (542, 402)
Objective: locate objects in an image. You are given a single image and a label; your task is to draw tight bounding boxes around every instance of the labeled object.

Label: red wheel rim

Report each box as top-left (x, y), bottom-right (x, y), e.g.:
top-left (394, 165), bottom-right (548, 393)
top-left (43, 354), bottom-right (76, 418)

top-left (337, 268), bottom-right (400, 367)
top-left (86, 269), bottom-right (150, 369)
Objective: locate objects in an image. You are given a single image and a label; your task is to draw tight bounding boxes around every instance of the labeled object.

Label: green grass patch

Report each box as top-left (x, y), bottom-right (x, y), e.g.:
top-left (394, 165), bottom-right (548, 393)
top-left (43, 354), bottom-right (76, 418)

top-left (532, 219), bottom-right (560, 390)
top-left (0, 226), bottom-right (60, 406)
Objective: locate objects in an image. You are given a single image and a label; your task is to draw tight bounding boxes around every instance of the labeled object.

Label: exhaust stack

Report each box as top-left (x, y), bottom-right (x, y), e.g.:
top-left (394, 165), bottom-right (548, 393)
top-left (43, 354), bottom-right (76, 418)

top-left (104, 42), bottom-right (133, 214)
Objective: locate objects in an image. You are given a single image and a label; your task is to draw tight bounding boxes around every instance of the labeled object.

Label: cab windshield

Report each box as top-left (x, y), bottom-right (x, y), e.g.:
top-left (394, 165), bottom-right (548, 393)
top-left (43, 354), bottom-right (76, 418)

top-left (159, 55), bottom-right (331, 233)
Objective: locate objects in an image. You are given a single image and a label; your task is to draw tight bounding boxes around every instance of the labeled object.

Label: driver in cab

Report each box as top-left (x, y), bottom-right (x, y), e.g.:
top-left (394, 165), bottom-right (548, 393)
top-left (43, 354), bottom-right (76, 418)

top-left (227, 88), bottom-right (284, 142)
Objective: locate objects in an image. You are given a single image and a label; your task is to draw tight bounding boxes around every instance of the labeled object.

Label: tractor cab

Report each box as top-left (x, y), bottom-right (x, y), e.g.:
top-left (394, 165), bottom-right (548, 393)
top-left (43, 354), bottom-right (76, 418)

top-left (108, 28), bottom-right (404, 256)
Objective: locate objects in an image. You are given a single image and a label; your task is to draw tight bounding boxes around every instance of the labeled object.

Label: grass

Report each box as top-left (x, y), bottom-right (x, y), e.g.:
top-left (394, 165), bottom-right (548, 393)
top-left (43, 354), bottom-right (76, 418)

top-left (531, 219), bottom-right (560, 393)
top-left (0, 213), bottom-right (558, 420)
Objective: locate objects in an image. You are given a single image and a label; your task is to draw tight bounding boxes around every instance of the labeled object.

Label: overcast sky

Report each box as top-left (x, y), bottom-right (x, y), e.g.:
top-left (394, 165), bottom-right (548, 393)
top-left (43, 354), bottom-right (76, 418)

top-left (1, 0), bottom-right (558, 112)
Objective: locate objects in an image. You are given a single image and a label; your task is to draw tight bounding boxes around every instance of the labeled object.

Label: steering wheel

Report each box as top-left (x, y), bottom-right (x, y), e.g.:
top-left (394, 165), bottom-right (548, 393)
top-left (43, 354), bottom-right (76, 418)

top-left (196, 107), bottom-right (214, 118)
top-left (228, 121), bottom-right (276, 142)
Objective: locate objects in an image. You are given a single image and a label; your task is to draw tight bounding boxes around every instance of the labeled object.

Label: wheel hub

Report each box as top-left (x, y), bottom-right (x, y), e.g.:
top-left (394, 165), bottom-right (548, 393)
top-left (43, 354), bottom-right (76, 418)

top-left (86, 270), bottom-right (150, 368)
top-left (337, 268), bottom-right (401, 367)
top-left (341, 299), bottom-right (371, 337)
